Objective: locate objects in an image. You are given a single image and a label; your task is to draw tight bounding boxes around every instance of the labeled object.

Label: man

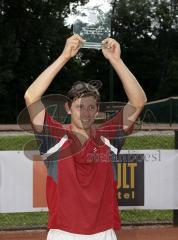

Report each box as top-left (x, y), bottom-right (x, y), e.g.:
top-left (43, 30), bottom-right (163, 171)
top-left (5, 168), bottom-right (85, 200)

top-left (24, 34), bottom-right (147, 240)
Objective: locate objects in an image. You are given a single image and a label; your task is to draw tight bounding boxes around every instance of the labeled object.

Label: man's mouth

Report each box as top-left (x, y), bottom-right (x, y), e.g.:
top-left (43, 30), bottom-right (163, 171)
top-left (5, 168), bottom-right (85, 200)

top-left (81, 119), bottom-right (90, 123)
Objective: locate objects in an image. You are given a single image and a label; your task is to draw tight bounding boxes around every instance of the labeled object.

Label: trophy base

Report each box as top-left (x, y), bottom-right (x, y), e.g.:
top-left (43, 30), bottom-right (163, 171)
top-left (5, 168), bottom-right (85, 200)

top-left (82, 42), bottom-right (102, 50)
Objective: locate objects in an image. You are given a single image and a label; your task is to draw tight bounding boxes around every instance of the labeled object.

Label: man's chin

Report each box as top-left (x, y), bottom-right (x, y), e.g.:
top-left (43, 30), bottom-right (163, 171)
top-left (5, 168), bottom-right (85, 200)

top-left (79, 121), bottom-right (93, 130)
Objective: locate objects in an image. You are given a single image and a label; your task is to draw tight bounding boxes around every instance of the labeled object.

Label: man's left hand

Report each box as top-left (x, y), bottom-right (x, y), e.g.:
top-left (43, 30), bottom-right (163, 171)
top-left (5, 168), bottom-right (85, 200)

top-left (101, 38), bottom-right (121, 61)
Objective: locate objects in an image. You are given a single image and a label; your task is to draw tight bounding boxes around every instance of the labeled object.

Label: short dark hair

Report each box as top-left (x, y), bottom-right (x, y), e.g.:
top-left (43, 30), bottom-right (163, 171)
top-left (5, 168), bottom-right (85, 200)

top-left (67, 81), bottom-right (100, 105)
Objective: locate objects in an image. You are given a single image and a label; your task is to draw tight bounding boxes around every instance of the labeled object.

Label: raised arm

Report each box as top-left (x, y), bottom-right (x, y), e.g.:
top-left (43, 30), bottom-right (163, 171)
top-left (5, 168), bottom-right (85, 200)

top-left (101, 38), bottom-right (147, 131)
top-left (24, 34), bottom-right (85, 132)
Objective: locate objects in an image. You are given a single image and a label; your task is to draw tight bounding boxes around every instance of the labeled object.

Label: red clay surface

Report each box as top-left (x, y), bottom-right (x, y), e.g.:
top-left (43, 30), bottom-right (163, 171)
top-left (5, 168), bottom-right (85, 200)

top-left (0, 226), bottom-right (178, 240)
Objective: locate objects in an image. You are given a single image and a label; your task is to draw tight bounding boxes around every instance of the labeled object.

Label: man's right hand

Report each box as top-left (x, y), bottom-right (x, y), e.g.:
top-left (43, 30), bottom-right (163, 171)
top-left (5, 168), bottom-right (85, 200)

top-left (61, 34), bottom-right (85, 60)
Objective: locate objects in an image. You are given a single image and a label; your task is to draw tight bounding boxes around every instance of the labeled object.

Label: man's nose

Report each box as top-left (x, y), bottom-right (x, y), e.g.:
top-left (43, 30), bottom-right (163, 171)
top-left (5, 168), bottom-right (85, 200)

top-left (81, 108), bottom-right (90, 118)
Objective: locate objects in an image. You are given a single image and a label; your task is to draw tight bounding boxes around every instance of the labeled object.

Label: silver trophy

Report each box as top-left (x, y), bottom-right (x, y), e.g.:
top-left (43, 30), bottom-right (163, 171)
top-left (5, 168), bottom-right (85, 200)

top-left (73, 3), bottom-right (112, 50)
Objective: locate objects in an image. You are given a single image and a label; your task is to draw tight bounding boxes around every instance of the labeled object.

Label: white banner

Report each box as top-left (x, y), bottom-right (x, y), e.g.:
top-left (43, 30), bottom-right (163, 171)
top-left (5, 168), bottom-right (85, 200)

top-left (0, 150), bottom-right (178, 213)
top-left (0, 151), bottom-right (47, 213)
top-left (120, 150), bottom-right (178, 210)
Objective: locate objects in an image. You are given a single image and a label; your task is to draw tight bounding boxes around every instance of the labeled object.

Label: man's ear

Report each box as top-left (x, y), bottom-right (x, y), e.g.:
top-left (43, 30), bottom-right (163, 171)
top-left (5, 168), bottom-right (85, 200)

top-left (95, 111), bottom-right (99, 117)
top-left (95, 106), bottom-right (99, 117)
top-left (95, 112), bottom-right (99, 120)
top-left (64, 102), bottom-right (71, 114)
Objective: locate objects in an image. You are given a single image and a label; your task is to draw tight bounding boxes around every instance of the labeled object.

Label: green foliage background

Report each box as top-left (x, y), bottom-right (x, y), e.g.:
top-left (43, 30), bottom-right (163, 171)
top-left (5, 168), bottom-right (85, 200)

top-left (0, 0), bottom-right (178, 123)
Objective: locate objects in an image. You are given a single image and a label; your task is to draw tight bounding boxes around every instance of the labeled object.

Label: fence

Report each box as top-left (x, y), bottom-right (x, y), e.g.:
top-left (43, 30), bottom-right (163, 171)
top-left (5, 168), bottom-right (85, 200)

top-left (141, 97), bottom-right (178, 125)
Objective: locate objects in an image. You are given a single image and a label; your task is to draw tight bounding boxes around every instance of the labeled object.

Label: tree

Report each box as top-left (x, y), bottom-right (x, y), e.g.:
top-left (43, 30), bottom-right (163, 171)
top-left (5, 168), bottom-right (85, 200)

top-left (0, 0), bottom-right (178, 122)
top-left (0, 0), bottom-right (82, 122)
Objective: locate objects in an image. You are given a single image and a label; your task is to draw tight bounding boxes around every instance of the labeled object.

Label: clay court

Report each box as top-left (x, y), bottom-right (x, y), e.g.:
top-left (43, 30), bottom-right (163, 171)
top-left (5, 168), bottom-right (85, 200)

top-left (0, 226), bottom-right (178, 240)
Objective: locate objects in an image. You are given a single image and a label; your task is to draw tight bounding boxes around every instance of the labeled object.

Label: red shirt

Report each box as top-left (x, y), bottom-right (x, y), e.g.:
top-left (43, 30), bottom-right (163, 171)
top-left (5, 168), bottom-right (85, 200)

top-left (36, 109), bottom-right (131, 234)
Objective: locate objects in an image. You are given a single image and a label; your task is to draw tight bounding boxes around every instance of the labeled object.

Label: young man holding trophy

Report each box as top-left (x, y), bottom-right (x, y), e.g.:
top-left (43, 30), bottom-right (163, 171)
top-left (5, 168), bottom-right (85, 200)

top-left (24, 34), bottom-right (147, 240)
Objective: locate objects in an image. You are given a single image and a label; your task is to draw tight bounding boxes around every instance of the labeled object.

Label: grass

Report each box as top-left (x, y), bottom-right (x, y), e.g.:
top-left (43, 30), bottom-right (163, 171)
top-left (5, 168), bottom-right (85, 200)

top-left (0, 135), bottom-right (37, 151)
top-left (0, 135), bottom-right (174, 150)
top-left (0, 134), bottom-right (175, 228)
top-left (0, 210), bottom-right (173, 228)
top-left (0, 212), bottom-right (48, 228)
top-left (123, 135), bottom-right (174, 149)
top-left (121, 210), bottom-right (173, 224)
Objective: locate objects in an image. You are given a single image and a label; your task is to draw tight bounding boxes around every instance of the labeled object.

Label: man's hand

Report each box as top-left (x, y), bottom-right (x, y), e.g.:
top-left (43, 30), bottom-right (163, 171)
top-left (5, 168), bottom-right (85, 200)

top-left (61, 34), bottom-right (85, 60)
top-left (102, 38), bottom-right (121, 62)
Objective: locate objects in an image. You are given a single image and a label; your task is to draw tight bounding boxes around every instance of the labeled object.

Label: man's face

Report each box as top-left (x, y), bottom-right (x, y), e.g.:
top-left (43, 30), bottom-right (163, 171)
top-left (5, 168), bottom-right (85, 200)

top-left (69, 96), bottom-right (98, 130)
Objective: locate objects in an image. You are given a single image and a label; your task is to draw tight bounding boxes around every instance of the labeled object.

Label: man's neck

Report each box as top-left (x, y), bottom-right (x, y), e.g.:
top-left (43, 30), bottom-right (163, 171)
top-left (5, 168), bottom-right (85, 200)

top-left (71, 125), bottom-right (91, 145)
